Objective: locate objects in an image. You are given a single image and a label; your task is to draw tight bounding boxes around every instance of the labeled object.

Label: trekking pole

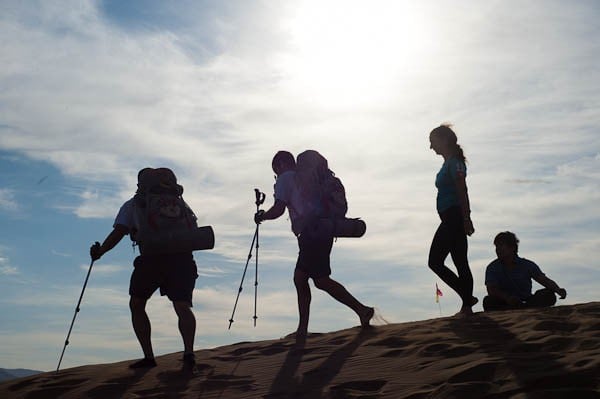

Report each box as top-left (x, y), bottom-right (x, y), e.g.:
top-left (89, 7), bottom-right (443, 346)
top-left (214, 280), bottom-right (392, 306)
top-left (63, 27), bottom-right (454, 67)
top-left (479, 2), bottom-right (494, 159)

top-left (56, 258), bottom-right (95, 372)
top-left (228, 228), bottom-right (257, 329)
top-left (228, 189), bottom-right (265, 329)
top-left (253, 189), bottom-right (266, 327)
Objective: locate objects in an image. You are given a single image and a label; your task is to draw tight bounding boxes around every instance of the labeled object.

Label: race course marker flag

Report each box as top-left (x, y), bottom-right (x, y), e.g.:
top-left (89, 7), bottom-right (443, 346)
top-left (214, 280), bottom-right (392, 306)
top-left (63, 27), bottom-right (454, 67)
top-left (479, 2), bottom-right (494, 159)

top-left (435, 283), bottom-right (443, 315)
top-left (435, 283), bottom-right (443, 303)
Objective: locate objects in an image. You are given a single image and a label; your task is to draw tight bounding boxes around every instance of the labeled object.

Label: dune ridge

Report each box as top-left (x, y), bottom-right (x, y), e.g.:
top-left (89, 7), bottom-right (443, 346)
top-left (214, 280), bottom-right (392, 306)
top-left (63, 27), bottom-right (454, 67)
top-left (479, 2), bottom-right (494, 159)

top-left (2, 302), bottom-right (599, 398)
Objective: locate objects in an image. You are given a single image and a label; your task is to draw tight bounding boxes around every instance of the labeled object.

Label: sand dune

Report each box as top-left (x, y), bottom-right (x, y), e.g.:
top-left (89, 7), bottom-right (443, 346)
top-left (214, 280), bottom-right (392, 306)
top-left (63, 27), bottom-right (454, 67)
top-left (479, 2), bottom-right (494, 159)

top-left (2, 302), bottom-right (599, 398)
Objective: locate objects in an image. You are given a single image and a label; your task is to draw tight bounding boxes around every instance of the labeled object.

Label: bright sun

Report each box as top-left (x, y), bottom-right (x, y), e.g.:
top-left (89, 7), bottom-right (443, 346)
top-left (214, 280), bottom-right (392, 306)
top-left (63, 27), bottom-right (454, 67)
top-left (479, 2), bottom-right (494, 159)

top-left (279, 0), bottom-right (438, 107)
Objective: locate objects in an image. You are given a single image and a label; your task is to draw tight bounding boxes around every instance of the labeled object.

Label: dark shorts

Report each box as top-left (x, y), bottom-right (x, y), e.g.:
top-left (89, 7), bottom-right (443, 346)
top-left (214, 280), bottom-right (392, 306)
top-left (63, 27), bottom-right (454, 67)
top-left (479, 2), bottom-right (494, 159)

top-left (129, 252), bottom-right (198, 306)
top-left (296, 231), bottom-right (334, 279)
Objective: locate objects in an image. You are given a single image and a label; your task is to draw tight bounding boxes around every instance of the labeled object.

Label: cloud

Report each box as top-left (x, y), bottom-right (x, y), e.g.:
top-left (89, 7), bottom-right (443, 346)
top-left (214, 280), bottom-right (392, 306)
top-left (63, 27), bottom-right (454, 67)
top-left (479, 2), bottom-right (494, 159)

top-left (1, 2), bottom-right (597, 249)
top-left (2, 1), bottom-right (596, 282)
top-left (51, 249), bottom-right (72, 258)
top-left (3, 1), bottom-right (595, 250)
top-left (197, 265), bottom-right (231, 278)
top-left (0, 189), bottom-right (19, 212)
top-left (0, 250), bottom-right (18, 275)
top-left (557, 153), bottom-right (600, 181)
top-left (0, 264), bottom-right (18, 276)
top-left (81, 263), bottom-right (128, 275)
top-left (506, 179), bottom-right (551, 185)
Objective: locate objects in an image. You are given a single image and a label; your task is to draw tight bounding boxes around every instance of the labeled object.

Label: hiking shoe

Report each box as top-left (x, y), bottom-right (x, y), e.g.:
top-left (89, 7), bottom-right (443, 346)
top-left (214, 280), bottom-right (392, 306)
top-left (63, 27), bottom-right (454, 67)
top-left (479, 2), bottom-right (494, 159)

top-left (182, 353), bottom-right (196, 368)
top-left (129, 357), bottom-right (157, 369)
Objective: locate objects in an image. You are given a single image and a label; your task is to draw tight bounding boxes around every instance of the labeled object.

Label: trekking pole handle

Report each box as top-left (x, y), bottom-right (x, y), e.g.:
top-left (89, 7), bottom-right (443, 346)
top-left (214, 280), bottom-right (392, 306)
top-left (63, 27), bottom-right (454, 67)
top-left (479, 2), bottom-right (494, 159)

top-left (254, 188), bottom-right (265, 207)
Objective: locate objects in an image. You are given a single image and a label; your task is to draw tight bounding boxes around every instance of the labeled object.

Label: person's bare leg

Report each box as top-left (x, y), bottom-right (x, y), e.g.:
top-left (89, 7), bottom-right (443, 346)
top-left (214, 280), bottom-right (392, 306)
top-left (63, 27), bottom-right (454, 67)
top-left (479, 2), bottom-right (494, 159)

top-left (313, 276), bottom-right (373, 326)
top-left (173, 301), bottom-right (196, 354)
top-left (293, 269), bottom-right (311, 338)
top-left (129, 296), bottom-right (157, 367)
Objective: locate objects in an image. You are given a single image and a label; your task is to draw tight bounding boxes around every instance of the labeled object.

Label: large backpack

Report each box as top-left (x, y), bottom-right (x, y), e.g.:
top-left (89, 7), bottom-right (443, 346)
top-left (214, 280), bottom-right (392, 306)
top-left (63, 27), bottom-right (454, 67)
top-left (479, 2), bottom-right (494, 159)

top-left (295, 150), bottom-right (365, 238)
top-left (132, 168), bottom-right (214, 254)
top-left (296, 150), bottom-right (348, 219)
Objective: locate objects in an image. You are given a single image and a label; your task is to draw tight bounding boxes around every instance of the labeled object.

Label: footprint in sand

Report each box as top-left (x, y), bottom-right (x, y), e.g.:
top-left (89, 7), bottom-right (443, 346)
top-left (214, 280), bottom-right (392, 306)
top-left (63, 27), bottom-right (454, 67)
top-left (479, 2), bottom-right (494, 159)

top-left (533, 320), bottom-right (579, 332)
top-left (19, 377), bottom-right (87, 399)
top-left (367, 336), bottom-right (409, 349)
top-left (447, 362), bottom-right (498, 383)
top-left (329, 379), bottom-right (387, 398)
top-left (259, 343), bottom-right (290, 356)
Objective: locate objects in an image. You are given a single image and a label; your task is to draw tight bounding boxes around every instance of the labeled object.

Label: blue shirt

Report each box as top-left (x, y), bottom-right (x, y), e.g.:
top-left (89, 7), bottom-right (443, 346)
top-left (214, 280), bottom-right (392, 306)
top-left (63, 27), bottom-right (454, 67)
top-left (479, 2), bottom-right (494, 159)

top-left (435, 157), bottom-right (466, 213)
top-left (485, 256), bottom-right (545, 300)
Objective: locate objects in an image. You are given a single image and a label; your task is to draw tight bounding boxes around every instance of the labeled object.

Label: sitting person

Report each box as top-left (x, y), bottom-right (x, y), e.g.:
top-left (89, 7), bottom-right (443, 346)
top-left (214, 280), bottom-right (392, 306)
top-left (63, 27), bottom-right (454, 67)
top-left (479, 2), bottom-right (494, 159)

top-left (483, 231), bottom-right (567, 311)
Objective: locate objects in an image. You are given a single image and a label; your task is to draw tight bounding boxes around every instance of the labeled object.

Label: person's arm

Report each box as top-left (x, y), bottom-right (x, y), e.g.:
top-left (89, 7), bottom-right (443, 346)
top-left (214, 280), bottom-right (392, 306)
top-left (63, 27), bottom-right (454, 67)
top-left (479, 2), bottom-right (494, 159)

top-left (255, 199), bottom-right (286, 223)
top-left (487, 284), bottom-right (522, 306)
top-left (454, 174), bottom-right (474, 236)
top-left (91, 224), bottom-right (129, 260)
top-left (532, 274), bottom-right (567, 299)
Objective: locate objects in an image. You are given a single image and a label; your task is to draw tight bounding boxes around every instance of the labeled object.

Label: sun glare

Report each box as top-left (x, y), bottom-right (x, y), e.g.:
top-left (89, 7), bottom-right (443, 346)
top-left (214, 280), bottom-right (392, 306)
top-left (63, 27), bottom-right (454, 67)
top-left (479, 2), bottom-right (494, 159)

top-left (279, 0), bottom-right (438, 107)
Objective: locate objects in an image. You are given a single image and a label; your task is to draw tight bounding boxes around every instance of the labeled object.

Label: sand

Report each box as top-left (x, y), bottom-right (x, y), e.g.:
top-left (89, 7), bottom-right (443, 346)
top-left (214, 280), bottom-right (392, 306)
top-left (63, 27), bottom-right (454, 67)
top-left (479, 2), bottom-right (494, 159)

top-left (2, 302), bottom-right (599, 398)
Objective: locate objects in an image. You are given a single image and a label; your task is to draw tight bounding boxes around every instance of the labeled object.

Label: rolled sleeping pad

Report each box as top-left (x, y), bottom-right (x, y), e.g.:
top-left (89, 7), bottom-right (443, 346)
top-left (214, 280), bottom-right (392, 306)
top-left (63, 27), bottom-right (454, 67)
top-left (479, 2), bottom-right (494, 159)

top-left (314, 218), bottom-right (366, 238)
top-left (140, 226), bottom-right (215, 255)
top-left (332, 218), bottom-right (366, 238)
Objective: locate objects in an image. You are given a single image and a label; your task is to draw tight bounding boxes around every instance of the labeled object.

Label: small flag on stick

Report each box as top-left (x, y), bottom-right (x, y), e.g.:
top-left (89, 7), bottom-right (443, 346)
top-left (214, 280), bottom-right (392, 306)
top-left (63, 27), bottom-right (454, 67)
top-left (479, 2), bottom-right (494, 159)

top-left (435, 283), bottom-right (443, 315)
top-left (435, 283), bottom-right (443, 303)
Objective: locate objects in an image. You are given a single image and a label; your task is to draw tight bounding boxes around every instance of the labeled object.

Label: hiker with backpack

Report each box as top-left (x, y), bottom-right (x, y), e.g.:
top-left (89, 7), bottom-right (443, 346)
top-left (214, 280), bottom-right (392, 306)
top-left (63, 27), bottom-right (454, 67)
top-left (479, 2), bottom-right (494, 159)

top-left (428, 125), bottom-right (477, 316)
top-left (90, 167), bottom-right (213, 369)
top-left (255, 150), bottom-right (374, 342)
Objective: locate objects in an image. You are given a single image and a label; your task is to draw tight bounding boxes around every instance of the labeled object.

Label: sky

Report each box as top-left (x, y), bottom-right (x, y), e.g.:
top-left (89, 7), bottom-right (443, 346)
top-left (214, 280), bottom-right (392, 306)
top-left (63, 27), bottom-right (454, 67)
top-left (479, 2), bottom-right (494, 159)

top-left (1, 0), bottom-right (599, 372)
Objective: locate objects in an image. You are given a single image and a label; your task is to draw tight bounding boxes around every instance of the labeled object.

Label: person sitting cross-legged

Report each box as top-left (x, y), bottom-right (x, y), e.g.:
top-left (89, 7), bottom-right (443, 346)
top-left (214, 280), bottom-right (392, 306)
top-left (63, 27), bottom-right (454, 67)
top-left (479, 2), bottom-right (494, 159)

top-left (483, 231), bottom-right (567, 311)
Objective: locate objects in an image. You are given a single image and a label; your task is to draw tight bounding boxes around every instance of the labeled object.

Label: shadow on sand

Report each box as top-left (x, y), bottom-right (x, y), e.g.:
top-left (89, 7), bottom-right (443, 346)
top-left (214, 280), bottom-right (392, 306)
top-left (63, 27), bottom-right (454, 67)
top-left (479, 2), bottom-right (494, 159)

top-left (265, 328), bottom-right (377, 399)
top-left (449, 312), bottom-right (597, 398)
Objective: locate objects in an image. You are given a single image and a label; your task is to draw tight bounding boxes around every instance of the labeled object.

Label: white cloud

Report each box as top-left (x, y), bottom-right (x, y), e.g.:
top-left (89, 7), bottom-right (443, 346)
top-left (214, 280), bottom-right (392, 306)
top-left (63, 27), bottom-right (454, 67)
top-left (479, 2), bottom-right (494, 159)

top-left (81, 263), bottom-right (128, 275)
top-left (0, 251), bottom-right (18, 275)
top-left (557, 153), bottom-right (600, 180)
top-left (51, 249), bottom-right (72, 257)
top-left (197, 265), bottom-right (231, 278)
top-left (0, 189), bottom-right (19, 212)
top-left (0, 264), bottom-right (18, 275)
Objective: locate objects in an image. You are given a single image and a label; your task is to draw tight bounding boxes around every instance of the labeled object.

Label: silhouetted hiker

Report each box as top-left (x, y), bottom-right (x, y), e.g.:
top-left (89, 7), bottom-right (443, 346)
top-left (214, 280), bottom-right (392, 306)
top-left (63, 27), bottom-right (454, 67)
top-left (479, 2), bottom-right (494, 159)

top-left (255, 150), bottom-right (373, 342)
top-left (428, 125), bottom-right (477, 316)
top-left (483, 231), bottom-right (567, 311)
top-left (90, 168), bottom-right (200, 369)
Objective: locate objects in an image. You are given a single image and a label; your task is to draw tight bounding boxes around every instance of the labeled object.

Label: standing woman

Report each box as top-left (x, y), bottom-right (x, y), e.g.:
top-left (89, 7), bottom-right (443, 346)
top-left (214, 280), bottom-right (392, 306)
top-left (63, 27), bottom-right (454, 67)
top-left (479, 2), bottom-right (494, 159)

top-left (428, 124), bottom-right (476, 315)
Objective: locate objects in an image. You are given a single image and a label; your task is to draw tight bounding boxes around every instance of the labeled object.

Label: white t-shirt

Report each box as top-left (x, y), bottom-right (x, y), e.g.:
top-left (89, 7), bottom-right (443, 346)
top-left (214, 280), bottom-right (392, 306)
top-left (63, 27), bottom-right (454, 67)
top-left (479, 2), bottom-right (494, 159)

top-left (113, 195), bottom-right (198, 232)
top-left (113, 198), bottom-right (135, 230)
top-left (274, 170), bottom-right (318, 235)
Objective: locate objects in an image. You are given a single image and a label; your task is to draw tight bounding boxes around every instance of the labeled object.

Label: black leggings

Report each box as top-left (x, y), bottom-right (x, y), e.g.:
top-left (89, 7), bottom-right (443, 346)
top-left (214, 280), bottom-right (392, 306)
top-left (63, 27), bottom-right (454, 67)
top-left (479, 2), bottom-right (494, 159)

top-left (428, 206), bottom-right (473, 306)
